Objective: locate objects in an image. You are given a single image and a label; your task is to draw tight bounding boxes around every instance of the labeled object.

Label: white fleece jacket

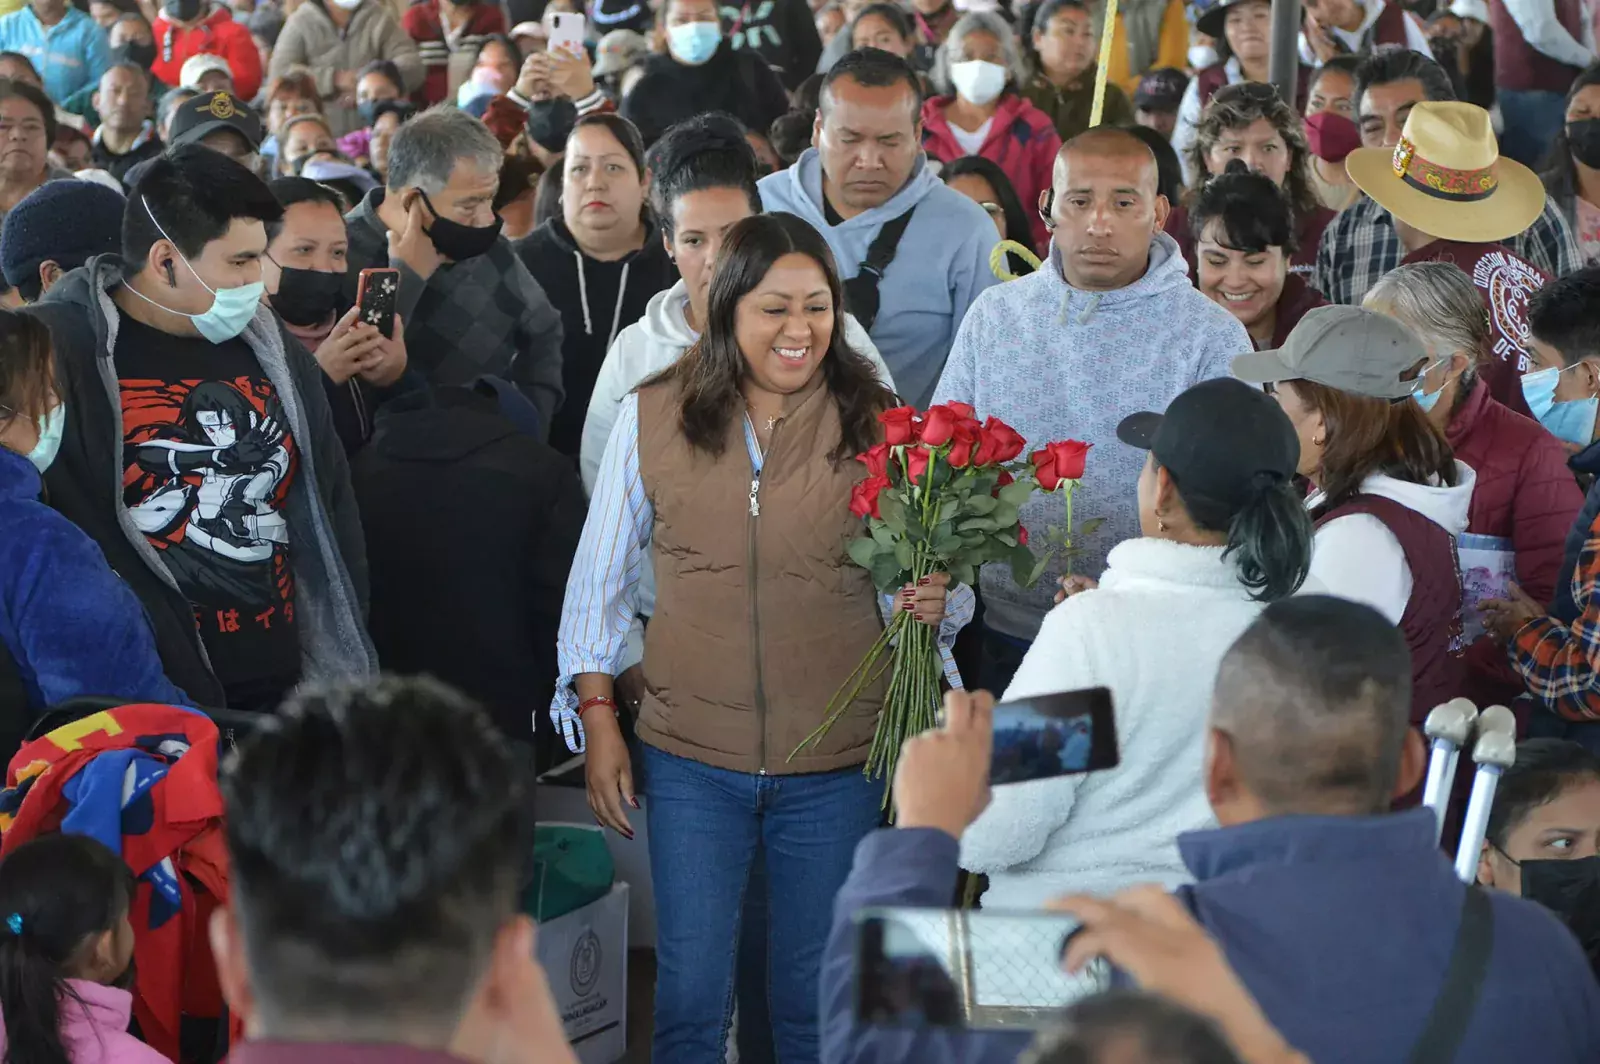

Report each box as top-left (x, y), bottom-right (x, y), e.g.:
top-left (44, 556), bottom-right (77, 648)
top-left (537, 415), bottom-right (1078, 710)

top-left (959, 538), bottom-right (1268, 909)
top-left (576, 279), bottom-right (893, 668)
top-left (1302, 461), bottom-right (1477, 624)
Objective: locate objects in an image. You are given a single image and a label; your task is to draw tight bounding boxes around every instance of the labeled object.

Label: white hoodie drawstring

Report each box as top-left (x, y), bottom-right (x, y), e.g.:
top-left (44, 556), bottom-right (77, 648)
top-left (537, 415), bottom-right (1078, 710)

top-left (1077, 292), bottom-right (1102, 325)
top-left (607, 262), bottom-right (630, 351)
top-left (575, 250), bottom-right (593, 335)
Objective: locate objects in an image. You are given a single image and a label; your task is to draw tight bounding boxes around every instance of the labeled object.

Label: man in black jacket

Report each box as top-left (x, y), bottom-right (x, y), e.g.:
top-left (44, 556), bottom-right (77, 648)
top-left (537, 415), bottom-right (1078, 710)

top-left (25, 144), bottom-right (376, 712)
top-left (351, 382), bottom-right (584, 759)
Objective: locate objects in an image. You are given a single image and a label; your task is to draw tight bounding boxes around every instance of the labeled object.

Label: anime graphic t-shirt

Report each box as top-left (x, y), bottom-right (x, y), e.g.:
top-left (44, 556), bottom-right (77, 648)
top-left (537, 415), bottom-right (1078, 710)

top-left (117, 314), bottom-right (302, 711)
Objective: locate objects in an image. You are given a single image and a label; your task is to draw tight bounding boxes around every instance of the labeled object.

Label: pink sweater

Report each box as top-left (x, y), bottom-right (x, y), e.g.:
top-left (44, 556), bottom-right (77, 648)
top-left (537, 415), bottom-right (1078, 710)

top-left (0, 980), bottom-right (171, 1064)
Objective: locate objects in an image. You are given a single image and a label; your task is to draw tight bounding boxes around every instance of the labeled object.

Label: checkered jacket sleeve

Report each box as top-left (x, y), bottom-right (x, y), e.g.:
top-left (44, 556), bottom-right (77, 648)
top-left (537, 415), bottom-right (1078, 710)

top-left (1511, 516), bottom-right (1600, 721)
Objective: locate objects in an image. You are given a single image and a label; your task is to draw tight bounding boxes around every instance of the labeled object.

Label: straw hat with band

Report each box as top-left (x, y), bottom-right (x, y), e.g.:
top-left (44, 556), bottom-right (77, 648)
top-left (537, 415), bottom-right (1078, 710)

top-left (1231, 305), bottom-right (1430, 401)
top-left (1344, 101), bottom-right (1545, 245)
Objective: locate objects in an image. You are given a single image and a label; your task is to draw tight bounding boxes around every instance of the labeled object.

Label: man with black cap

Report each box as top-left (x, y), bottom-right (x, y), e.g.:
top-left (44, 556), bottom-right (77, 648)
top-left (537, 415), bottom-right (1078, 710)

top-left (1132, 66), bottom-right (1186, 140)
top-left (121, 88), bottom-right (262, 189)
top-left (0, 179), bottom-right (125, 302)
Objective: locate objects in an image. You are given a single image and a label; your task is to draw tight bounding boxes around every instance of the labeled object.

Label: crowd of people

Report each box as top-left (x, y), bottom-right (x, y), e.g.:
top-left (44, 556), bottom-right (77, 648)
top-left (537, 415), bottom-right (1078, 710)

top-left (1, 0), bottom-right (1600, 1061)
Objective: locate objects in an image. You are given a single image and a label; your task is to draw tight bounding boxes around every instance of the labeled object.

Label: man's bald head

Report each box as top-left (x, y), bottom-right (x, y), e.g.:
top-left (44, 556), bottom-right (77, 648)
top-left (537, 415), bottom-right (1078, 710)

top-left (1210, 596), bottom-right (1413, 818)
top-left (1056, 126), bottom-right (1160, 198)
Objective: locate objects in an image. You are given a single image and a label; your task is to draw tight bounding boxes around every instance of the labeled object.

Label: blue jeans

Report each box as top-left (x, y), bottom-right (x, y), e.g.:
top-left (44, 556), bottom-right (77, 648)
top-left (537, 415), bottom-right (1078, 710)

top-left (1498, 89), bottom-right (1567, 166)
top-left (641, 744), bottom-right (882, 1064)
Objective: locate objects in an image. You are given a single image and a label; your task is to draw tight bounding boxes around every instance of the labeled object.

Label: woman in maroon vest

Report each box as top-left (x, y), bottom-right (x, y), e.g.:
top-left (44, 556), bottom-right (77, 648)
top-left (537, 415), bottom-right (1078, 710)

top-left (554, 213), bottom-right (966, 1063)
top-left (1169, 82), bottom-right (1335, 279)
top-left (1365, 262), bottom-right (1582, 711)
top-left (1173, 0), bottom-right (1311, 172)
top-left (1233, 305), bottom-right (1472, 728)
top-left (1191, 165), bottom-right (1327, 350)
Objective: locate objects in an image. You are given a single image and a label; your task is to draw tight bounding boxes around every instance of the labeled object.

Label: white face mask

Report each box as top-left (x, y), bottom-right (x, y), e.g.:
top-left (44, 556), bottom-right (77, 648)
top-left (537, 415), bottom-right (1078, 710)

top-left (950, 59), bottom-right (1007, 106)
top-left (330, 0), bottom-right (363, 10)
top-left (1188, 43), bottom-right (1219, 69)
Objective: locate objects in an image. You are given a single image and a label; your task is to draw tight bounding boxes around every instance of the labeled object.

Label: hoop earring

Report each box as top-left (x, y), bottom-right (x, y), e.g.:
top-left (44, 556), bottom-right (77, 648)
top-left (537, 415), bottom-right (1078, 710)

top-left (1312, 435), bottom-right (1324, 447)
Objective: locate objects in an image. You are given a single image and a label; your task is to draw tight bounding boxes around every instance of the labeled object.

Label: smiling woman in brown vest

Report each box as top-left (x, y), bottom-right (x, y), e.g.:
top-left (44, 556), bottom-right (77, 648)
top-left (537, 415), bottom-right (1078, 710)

top-left (552, 211), bottom-right (965, 1063)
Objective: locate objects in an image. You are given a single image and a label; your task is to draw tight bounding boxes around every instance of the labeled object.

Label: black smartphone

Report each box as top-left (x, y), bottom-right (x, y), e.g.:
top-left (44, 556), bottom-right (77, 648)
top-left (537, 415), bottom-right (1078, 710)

top-left (854, 907), bottom-right (1110, 1031)
top-left (990, 686), bottom-right (1118, 786)
top-left (355, 267), bottom-right (400, 339)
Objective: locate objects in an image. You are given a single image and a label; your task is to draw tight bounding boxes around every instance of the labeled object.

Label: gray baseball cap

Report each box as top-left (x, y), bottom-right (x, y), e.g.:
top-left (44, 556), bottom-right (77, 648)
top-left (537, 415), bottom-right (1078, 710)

top-left (1231, 305), bottom-right (1427, 401)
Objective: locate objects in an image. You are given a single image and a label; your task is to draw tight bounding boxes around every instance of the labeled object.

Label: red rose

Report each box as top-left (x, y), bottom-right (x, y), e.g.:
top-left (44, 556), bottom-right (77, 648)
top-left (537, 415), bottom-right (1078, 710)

top-left (946, 420), bottom-right (980, 468)
top-left (903, 444), bottom-right (931, 486)
top-left (920, 405), bottom-right (959, 447)
top-left (970, 424), bottom-right (1000, 467)
top-left (1031, 440), bottom-right (1092, 492)
top-left (857, 442), bottom-right (890, 479)
top-left (1017, 525), bottom-right (1029, 546)
top-left (849, 474), bottom-right (890, 519)
top-left (945, 401), bottom-right (976, 420)
top-left (880, 406), bottom-right (919, 446)
top-left (995, 470), bottom-right (1015, 491)
top-left (984, 417), bottom-right (1026, 463)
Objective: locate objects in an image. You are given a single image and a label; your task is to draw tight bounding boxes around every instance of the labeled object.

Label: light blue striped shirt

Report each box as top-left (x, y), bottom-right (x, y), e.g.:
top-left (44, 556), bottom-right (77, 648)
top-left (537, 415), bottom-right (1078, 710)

top-left (551, 392), bottom-right (973, 753)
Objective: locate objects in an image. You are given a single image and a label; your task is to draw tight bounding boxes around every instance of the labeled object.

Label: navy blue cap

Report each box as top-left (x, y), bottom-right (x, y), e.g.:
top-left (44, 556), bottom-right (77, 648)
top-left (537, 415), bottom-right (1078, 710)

top-left (1, 179), bottom-right (126, 289)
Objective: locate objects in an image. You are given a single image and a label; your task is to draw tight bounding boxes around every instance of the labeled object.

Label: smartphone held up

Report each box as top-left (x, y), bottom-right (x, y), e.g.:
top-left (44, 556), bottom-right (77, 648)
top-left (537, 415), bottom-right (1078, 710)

top-left (990, 686), bottom-right (1119, 786)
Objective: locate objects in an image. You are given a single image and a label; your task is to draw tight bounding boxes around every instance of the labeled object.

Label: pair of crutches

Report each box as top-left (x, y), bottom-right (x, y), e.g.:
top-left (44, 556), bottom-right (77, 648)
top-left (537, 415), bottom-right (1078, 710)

top-left (1421, 698), bottom-right (1518, 882)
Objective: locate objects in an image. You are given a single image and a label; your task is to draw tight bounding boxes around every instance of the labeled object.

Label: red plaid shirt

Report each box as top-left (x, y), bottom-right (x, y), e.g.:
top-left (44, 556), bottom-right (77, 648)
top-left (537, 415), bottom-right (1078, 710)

top-left (1512, 516), bottom-right (1600, 720)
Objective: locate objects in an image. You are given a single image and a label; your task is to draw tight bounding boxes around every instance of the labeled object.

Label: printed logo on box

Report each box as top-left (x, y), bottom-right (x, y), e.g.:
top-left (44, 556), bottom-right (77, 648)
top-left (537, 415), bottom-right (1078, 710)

top-left (570, 928), bottom-right (603, 997)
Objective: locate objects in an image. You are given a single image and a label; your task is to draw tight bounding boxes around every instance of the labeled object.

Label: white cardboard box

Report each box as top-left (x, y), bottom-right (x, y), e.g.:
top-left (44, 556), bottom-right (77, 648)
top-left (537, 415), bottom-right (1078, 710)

top-left (537, 880), bottom-right (631, 1064)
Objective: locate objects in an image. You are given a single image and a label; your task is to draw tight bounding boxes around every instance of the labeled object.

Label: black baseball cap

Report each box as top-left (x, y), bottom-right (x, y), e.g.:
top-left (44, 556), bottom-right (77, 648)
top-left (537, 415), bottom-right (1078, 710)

top-left (1134, 68), bottom-right (1188, 112)
top-left (168, 90), bottom-right (263, 151)
top-left (1116, 378), bottom-right (1300, 510)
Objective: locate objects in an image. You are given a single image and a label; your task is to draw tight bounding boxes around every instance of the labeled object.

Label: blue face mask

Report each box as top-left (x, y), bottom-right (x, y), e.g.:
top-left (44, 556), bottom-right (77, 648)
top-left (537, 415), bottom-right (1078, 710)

top-left (130, 195), bottom-right (265, 344)
top-left (1523, 364), bottom-right (1599, 447)
top-left (1412, 358), bottom-right (1445, 414)
top-left (27, 403), bottom-right (64, 474)
top-left (667, 20), bottom-right (721, 65)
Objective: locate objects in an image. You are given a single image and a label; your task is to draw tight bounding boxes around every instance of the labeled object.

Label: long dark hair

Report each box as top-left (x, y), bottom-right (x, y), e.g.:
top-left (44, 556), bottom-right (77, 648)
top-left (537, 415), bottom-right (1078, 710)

top-left (1159, 458), bottom-right (1312, 602)
top-left (1299, 380), bottom-right (1458, 512)
top-left (0, 835), bottom-right (135, 1064)
top-left (664, 213), bottom-right (894, 461)
top-left (940, 155), bottom-right (1035, 276)
top-left (1540, 62), bottom-right (1600, 219)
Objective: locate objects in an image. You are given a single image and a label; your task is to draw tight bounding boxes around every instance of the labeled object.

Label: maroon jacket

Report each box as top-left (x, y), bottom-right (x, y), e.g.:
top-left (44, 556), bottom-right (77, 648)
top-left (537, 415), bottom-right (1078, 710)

top-left (402, 0), bottom-right (506, 106)
top-left (1402, 239), bottom-right (1548, 419)
top-left (921, 94), bottom-right (1062, 253)
top-left (1314, 494), bottom-right (1465, 728)
top-left (1446, 378), bottom-right (1584, 706)
top-left (1490, 0), bottom-right (1586, 92)
top-left (1167, 202), bottom-right (1333, 277)
top-left (1194, 62), bottom-right (1312, 112)
top-left (1269, 271), bottom-right (1328, 348)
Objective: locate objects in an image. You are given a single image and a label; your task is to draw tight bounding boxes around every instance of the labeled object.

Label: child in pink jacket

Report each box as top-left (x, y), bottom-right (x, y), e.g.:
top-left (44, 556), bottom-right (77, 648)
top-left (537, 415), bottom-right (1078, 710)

top-left (0, 834), bottom-right (170, 1064)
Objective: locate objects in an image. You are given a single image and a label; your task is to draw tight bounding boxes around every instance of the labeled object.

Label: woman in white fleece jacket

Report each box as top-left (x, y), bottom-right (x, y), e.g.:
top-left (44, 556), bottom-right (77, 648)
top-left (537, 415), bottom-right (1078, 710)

top-left (961, 378), bottom-right (1314, 909)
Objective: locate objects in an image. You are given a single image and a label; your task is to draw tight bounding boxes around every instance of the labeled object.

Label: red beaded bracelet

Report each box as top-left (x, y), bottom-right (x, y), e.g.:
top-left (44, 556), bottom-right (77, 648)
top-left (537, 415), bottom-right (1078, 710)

top-left (578, 696), bottom-right (617, 717)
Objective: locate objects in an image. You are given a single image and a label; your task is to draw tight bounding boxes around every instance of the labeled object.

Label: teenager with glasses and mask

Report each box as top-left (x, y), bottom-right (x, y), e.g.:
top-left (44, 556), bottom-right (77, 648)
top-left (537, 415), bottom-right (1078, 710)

top-left (22, 143), bottom-right (375, 715)
top-left (555, 212), bottom-right (967, 1064)
top-left (1541, 63), bottom-right (1600, 267)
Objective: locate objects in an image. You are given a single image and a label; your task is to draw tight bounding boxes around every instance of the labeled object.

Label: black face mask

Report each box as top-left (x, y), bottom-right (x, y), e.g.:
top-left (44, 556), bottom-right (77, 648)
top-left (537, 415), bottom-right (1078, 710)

top-left (1569, 119), bottom-right (1600, 169)
top-left (164, 0), bottom-right (203, 21)
top-left (270, 266), bottom-right (345, 327)
top-left (418, 191), bottom-right (503, 261)
top-left (111, 41), bottom-right (157, 69)
top-left (525, 97), bottom-right (577, 154)
top-left (1522, 856), bottom-right (1600, 977)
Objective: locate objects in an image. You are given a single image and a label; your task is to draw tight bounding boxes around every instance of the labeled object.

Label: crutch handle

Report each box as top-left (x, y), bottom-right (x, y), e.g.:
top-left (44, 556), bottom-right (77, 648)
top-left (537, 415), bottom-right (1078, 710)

top-left (1474, 704), bottom-right (1517, 742)
top-left (1423, 698), bottom-right (1478, 747)
top-left (1453, 730), bottom-right (1517, 882)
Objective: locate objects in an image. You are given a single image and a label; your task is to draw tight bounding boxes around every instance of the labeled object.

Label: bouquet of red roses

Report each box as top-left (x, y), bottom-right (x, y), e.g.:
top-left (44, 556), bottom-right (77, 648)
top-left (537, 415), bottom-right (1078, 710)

top-left (791, 401), bottom-right (1091, 805)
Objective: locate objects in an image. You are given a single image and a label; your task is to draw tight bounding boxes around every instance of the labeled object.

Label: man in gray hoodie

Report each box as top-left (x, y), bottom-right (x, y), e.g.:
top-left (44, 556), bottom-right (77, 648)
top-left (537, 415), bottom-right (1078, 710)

top-left (758, 47), bottom-right (999, 408)
top-left (933, 126), bottom-right (1253, 691)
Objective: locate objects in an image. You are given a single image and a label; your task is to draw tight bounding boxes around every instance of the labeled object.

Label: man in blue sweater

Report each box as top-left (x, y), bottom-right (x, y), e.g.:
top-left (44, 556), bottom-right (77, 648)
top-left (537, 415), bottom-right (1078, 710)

top-left (823, 596), bottom-right (1600, 1064)
top-left (758, 47), bottom-right (998, 408)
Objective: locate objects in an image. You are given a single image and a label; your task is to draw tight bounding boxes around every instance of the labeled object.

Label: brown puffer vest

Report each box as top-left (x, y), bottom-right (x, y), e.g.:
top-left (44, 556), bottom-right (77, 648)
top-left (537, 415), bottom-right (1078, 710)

top-left (634, 376), bottom-right (887, 775)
